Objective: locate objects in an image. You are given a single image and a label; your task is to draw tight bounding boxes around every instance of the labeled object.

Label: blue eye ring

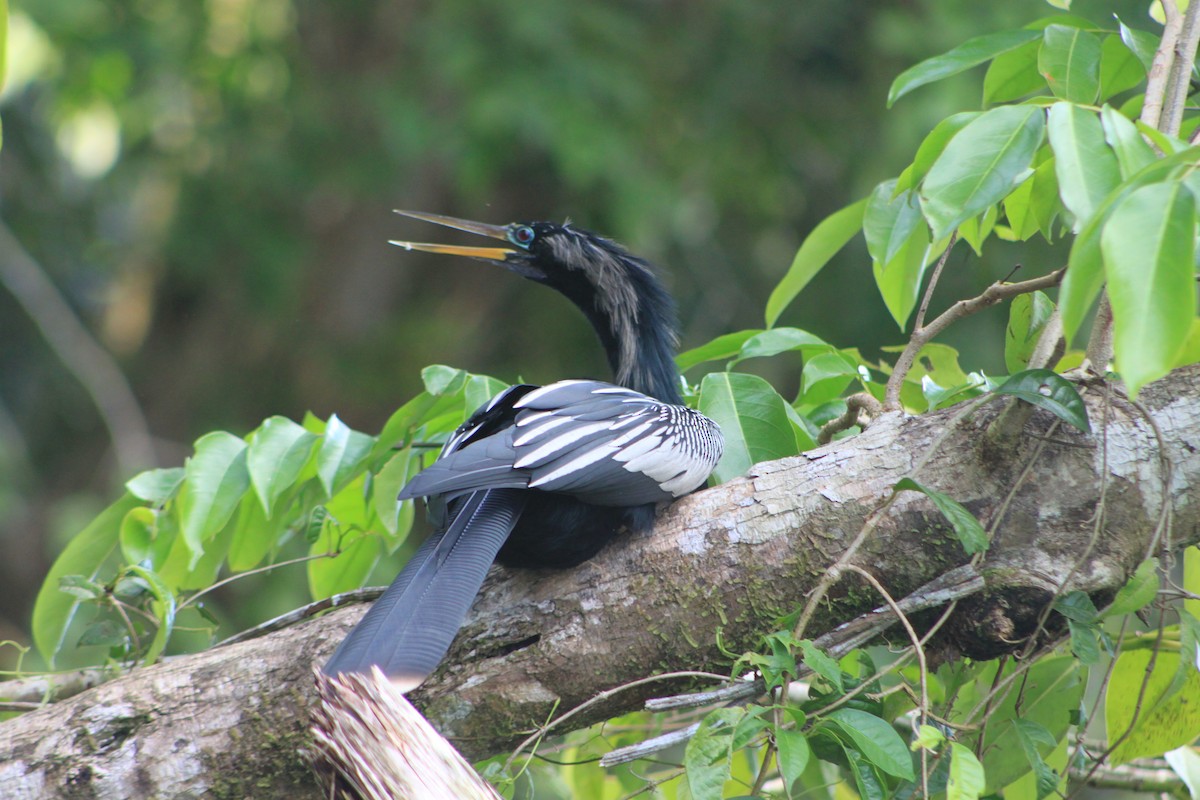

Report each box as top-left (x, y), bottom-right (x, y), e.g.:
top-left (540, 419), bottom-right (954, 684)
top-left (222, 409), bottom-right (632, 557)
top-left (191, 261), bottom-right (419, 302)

top-left (509, 225), bottom-right (536, 248)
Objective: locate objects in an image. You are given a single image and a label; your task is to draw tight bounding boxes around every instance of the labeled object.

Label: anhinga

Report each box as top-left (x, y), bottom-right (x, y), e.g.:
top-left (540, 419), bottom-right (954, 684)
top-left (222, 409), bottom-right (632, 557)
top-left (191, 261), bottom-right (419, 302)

top-left (323, 211), bottom-right (724, 690)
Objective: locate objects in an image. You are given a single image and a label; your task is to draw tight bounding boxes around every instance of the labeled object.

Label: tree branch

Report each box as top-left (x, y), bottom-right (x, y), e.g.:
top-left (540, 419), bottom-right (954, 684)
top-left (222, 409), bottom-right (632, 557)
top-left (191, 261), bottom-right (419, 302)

top-left (3, 366), bottom-right (1200, 799)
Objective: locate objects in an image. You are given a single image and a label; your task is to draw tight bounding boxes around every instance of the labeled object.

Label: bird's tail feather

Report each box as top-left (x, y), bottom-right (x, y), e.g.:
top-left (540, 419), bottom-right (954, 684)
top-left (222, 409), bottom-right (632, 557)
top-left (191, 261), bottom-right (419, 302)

top-left (322, 488), bottom-right (527, 689)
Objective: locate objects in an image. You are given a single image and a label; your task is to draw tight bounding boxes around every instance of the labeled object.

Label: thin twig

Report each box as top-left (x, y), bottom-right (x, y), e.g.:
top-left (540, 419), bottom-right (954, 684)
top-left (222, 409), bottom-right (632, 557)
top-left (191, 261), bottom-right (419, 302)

top-left (884, 269), bottom-right (1065, 411)
top-left (0, 223), bottom-right (156, 477)
top-left (817, 392), bottom-right (885, 444)
top-left (914, 232), bottom-right (958, 332)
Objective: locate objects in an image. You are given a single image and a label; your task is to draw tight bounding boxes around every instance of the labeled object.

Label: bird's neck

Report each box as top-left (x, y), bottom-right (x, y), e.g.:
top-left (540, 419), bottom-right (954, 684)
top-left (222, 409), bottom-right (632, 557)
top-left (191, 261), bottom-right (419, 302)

top-left (584, 278), bottom-right (682, 405)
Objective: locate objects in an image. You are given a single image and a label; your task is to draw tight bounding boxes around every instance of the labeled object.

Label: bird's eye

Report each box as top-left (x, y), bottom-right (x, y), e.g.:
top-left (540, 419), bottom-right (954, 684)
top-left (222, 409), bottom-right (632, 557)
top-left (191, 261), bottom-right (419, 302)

top-left (509, 225), bottom-right (536, 248)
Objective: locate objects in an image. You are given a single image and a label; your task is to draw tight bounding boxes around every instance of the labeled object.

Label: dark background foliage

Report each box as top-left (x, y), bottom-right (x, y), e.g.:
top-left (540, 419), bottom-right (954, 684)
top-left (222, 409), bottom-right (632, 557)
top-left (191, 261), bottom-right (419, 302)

top-left (0, 0), bottom-right (1144, 660)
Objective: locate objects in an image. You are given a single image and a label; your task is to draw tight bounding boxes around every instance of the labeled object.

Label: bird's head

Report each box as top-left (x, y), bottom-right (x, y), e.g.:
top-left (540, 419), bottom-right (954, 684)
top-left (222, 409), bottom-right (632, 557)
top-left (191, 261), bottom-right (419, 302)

top-left (391, 210), bottom-right (681, 403)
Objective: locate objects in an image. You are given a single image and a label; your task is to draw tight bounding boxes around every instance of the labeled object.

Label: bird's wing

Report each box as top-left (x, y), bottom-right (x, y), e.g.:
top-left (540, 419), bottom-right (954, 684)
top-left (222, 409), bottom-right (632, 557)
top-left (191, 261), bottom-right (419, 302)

top-left (323, 488), bottom-right (527, 687)
top-left (399, 380), bottom-right (723, 507)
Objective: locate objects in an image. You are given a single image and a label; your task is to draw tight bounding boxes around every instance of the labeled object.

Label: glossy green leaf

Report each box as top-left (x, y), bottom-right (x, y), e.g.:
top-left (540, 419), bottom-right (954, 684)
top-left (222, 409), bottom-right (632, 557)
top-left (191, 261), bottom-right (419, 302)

top-left (180, 432), bottom-right (251, 567)
top-left (317, 414), bottom-right (376, 497)
top-left (160, 500), bottom-right (236, 590)
top-left (894, 477), bottom-right (988, 555)
top-left (1105, 558), bottom-right (1159, 617)
top-left (1118, 19), bottom-right (1158, 72)
top-left (738, 327), bottom-right (830, 361)
top-left (1047, 102), bottom-right (1121, 230)
top-left (125, 467), bottom-right (185, 506)
top-left (1098, 35), bottom-right (1146, 100)
top-left (247, 416), bottom-right (319, 518)
top-left (32, 493), bottom-right (141, 665)
top-left (1100, 105), bottom-right (1155, 178)
top-left (677, 329), bottom-right (761, 371)
top-left (1039, 25), bottom-right (1101, 103)
top-left (897, 112), bottom-right (980, 193)
top-left (921, 105), bottom-right (1045, 239)
top-left (226, 489), bottom-right (279, 572)
top-left (864, 180), bottom-right (924, 266)
top-left (698, 372), bottom-right (802, 483)
top-left (826, 708), bottom-right (915, 780)
top-left (308, 526), bottom-right (381, 601)
top-left (1103, 182), bottom-right (1197, 396)
top-left (421, 363), bottom-right (467, 395)
top-left (684, 708), bottom-right (741, 800)
top-left (957, 204), bottom-right (998, 255)
top-left (993, 369), bottom-right (1091, 432)
top-left (1107, 648), bottom-right (1200, 764)
top-left (765, 197), bottom-right (867, 327)
top-left (464, 373), bottom-right (508, 414)
top-left (983, 39), bottom-right (1044, 104)
top-left (888, 28), bottom-right (1042, 106)
top-left (948, 742), bottom-right (986, 800)
top-left (118, 507), bottom-right (174, 568)
top-left (1005, 291), bottom-right (1055, 372)
top-left (1003, 157), bottom-right (1060, 241)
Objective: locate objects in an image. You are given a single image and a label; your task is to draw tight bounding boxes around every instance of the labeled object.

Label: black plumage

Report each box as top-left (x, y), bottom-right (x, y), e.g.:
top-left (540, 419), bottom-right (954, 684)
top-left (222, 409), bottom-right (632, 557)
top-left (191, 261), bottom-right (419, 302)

top-left (323, 212), bottom-right (723, 689)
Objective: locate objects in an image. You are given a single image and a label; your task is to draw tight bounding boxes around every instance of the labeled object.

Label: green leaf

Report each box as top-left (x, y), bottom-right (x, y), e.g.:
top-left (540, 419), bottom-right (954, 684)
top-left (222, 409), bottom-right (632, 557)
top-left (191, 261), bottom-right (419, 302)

top-left (864, 180), bottom-right (924, 266)
top-left (1107, 648), bottom-right (1200, 764)
top-left (765, 197), bottom-right (867, 327)
top-left (1104, 558), bottom-right (1159, 617)
top-left (800, 351), bottom-right (860, 406)
top-left (1098, 35), bottom-right (1146, 101)
top-left (421, 364), bottom-right (467, 395)
top-left (1104, 182), bottom-right (1197, 396)
top-left (248, 416), bottom-right (319, 517)
top-left (125, 467), bottom-right (185, 506)
top-left (684, 708), bottom-right (741, 800)
top-left (800, 640), bottom-right (845, 692)
top-left (464, 373), bottom-right (508, 414)
top-left (317, 414), bottom-right (376, 497)
top-left (775, 729), bottom-right (812, 792)
top-left (33, 493), bottom-right (142, 666)
top-left (119, 507), bottom-right (174, 568)
top-left (738, 327), bottom-right (830, 362)
top-left (921, 105), bottom-right (1045, 239)
top-left (1005, 291), bottom-right (1055, 372)
top-left (873, 224), bottom-right (947, 331)
top-left (888, 28), bottom-right (1042, 106)
top-left (1038, 25), bottom-right (1101, 103)
top-left (911, 724), bottom-right (947, 752)
top-left (1165, 746), bottom-right (1200, 800)
top-left (948, 742), bottom-right (986, 800)
top-left (826, 708), bottom-right (915, 780)
top-left (373, 448), bottom-right (417, 540)
top-left (898, 112), bottom-right (980, 193)
top-left (894, 477), bottom-right (988, 555)
top-left (226, 490), bottom-right (279, 572)
top-left (1011, 720), bottom-right (1059, 800)
top-left (1118, 19), bottom-right (1158, 72)
top-left (126, 564), bottom-right (176, 665)
top-left (1047, 102), bottom-right (1121, 230)
top-left (993, 369), bottom-right (1091, 432)
top-left (1002, 157), bottom-right (1060, 241)
top-left (677, 330), bottom-right (761, 371)
top-left (1100, 105), bottom-right (1155, 179)
top-left (698, 372), bottom-right (804, 483)
top-left (180, 432), bottom-right (251, 568)
top-left (983, 39), bottom-right (1045, 104)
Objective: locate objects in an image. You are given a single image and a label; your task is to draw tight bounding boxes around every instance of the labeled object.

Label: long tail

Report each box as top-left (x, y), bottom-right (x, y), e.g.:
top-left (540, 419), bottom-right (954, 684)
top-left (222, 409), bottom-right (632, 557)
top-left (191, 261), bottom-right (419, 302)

top-left (323, 488), bottom-right (527, 690)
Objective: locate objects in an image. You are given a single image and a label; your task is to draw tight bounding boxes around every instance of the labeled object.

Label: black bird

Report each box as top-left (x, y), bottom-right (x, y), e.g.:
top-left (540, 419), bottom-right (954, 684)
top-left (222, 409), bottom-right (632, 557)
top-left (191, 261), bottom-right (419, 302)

top-left (323, 211), bottom-right (724, 690)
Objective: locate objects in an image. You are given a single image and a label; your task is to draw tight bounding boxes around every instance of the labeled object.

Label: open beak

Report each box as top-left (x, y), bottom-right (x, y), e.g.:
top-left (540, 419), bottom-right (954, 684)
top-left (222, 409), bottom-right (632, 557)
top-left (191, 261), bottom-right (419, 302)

top-left (389, 210), bottom-right (517, 261)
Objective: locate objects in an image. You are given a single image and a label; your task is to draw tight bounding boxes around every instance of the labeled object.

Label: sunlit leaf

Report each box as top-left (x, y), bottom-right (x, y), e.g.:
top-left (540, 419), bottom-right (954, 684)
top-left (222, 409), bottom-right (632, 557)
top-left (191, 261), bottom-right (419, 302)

top-left (1098, 35), bottom-right (1146, 100)
top-left (1038, 25), bottom-right (1101, 103)
top-left (180, 432), bottom-right (251, 567)
top-left (684, 708), bottom-right (741, 800)
top-left (1107, 648), bottom-right (1200, 764)
top-left (1100, 105), bottom-right (1155, 178)
top-left (826, 708), bottom-right (915, 780)
top-left (921, 105), bottom-right (1045, 238)
top-left (888, 28), bottom-right (1042, 106)
top-left (948, 742), bottom-right (986, 800)
top-left (864, 179), bottom-right (924, 266)
top-left (1003, 158), bottom-right (1060, 241)
top-left (776, 728), bottom-right (812, 793)
top-left (983, 39), bottom-right (1045, 104)
top-left (247, 416), bottom-right (319, 518)
top-left (1104, 558), bottom-right (1159, 618)
top-left (125, 467), bottom-right (185, 506)
top-left (317, 414), bottom-right (375, 497)
top-left (1005, 291), bottom-right (1055, 372)
top-left (897, 112), bottom-right (980, 194)
top-left (677, 330), bottom-right (761, 371)
top-left (1103, 181), bottom-right (1197, 396)
top-left (698, 372), bottom-right (802, 483)
top-left (1047, 102), bottom-right (1121, 230)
